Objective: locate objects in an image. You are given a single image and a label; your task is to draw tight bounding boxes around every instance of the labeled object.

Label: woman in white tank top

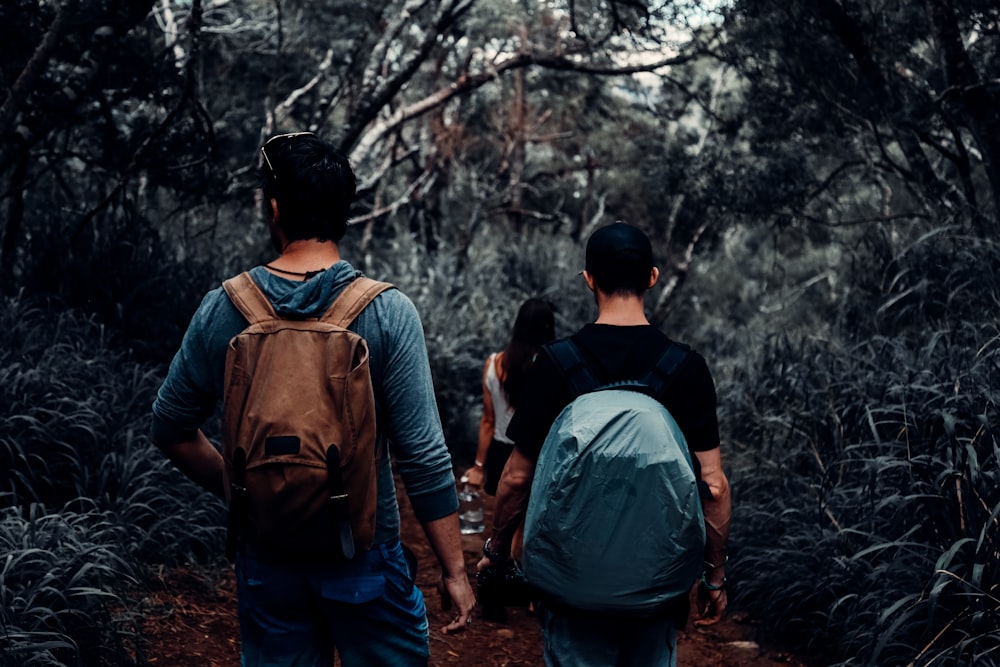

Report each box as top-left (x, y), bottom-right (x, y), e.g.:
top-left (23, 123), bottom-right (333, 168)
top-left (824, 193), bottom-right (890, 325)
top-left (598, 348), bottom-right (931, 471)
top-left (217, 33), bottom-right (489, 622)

top-left (463, 298), bottom-right (555, 496)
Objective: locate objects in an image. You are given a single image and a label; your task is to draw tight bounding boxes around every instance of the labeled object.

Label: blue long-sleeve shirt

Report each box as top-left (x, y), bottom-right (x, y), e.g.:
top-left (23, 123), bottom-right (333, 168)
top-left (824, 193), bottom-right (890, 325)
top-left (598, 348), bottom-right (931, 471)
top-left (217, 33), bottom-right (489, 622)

top-left (151, 261), bottom-right (459, 543)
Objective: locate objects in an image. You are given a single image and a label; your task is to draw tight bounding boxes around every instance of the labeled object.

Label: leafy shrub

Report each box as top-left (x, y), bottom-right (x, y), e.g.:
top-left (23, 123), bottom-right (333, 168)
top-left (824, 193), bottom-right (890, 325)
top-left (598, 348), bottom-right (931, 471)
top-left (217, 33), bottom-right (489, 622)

top-left (0, 293), bottom-right (226, 666)
top-left (724, 232), bottom-right (1000, 666)
top-left (0, 505), bottom-right (137, 666)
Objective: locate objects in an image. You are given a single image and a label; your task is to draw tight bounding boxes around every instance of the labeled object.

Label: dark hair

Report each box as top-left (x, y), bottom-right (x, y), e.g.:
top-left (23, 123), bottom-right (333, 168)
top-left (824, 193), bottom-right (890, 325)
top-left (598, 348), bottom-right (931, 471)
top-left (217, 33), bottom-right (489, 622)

top-left (501, 298), bottom-right (556, 405)
top-left (590, 266), bottom-right (652, 298)
top-left (259, 134), bottom-right (357, 243)
top-left (585, 222), bottom-right (655, 297)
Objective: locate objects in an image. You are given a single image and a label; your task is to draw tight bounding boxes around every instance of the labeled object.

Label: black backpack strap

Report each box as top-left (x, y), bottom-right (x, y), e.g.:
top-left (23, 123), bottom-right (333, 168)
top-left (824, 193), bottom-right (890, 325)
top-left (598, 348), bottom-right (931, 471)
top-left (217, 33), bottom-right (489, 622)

top-left (225, 447), bottom-right (248, 562)
top-left (326, 446), bottom-right (356, 560)
top-left (642, 342), bottom-right (691, 399)
top-left (544, 339), bottom-right (601, 398)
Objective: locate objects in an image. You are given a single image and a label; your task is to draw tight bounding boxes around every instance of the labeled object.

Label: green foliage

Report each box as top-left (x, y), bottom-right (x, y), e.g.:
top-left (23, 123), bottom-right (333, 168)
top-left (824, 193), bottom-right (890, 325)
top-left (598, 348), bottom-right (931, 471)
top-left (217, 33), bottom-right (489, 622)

top-left (0, 505), bottom-right (137, 666)
top-left (0, 292), bottom-right (225, 554)
top-left (2, 296), bottom-right (149, 507)
top-left (0, 293), bottom-right (225, 665)
top-left (721, 0), bottom-right (1000, 232)
top-left (723, 236), bottom-right (1000, 665)
top-left (21, 198), bottom-right (230, 365)
top-left (843, 231), bottom-right (1000, 340)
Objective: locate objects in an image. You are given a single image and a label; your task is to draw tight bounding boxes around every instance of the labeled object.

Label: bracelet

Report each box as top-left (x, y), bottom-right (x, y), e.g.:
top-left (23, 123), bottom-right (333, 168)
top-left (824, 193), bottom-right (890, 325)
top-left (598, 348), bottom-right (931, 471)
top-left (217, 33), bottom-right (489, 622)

top-left (482, 537), bottom-right (509, 562)
top-left (701, 572), bottom-right (726, 591)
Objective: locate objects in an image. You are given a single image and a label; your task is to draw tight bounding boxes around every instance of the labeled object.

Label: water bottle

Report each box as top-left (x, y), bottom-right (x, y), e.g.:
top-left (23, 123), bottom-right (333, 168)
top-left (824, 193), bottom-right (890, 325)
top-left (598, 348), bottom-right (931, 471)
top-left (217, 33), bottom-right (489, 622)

top-left (458, 481), bottom-right (484, 535)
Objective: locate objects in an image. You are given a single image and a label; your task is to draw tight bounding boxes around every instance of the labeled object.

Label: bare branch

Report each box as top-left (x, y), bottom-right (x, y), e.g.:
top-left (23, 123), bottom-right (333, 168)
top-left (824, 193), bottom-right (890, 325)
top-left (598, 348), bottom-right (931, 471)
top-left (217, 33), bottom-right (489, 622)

top-left (267, 48), bottom-right (335, 130)
top-left (351, 49), bottom-right (700, 164)
top-left (156, 0), bottom-right (187, 68)
top-left (340, 0), bottom-right (476, 151)
top-left (653, 219), bottom-right (709, 318)
top-left (0, 2), bottom-right (76, 169)
top-left (349, 167), bottom-right (436, 226)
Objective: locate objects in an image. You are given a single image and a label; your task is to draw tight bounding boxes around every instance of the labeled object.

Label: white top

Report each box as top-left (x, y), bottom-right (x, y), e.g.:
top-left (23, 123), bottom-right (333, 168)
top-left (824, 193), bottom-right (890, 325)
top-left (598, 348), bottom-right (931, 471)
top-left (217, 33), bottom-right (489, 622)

top-left (485, 353), bottom-right (515, 444)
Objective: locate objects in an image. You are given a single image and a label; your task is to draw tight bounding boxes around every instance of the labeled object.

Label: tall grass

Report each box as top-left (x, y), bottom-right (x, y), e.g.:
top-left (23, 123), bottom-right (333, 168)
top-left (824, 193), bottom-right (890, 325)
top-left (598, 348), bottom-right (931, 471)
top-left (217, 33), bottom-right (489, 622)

top-left (0, 505), bottom-right (137, 666)
top-left (0, 293), bottom-right (225, 665)
top-left (724, 233), bottom-right (1000, 665)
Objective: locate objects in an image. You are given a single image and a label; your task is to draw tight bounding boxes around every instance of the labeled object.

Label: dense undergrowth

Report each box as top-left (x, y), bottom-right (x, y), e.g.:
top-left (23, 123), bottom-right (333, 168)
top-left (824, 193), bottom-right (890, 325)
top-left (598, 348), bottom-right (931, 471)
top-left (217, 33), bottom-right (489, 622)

top-left (0, 295), bottom-right (225, 666)
top-left (1, 229), bottom-right (998, 666)
top-left (723, 233), bottom-right (1000, 666)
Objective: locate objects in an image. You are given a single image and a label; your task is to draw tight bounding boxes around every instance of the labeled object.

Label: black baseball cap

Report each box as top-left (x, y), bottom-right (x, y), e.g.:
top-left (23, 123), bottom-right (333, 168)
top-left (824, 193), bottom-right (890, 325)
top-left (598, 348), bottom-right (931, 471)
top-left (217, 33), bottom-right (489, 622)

top-left (585, 222), bottom-right (654, 278)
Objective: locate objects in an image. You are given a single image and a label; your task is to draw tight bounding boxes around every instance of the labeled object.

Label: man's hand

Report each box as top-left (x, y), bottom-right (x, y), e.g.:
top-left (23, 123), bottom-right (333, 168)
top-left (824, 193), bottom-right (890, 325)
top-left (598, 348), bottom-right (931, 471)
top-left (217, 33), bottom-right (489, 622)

top-left (154, 430), bottom-right (226, 498)
top-left (694, 582), bottom-right (727, 626)
top-left (462, 466), bottom-right (485, 489)
top-left (438, 571), bottom-right (477, 634)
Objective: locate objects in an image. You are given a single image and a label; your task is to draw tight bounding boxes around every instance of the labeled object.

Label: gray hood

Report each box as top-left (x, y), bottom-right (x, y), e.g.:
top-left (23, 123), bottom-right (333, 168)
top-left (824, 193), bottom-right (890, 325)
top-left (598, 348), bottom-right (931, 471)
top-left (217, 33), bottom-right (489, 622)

top-left (249, 260), bottom-right (362, 319)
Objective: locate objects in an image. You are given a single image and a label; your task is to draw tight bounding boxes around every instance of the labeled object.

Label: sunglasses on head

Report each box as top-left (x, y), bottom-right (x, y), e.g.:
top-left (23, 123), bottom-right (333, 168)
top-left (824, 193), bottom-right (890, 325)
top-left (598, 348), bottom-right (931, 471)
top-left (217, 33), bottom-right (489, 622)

top-left (260, 131), bottom-right (316, 181)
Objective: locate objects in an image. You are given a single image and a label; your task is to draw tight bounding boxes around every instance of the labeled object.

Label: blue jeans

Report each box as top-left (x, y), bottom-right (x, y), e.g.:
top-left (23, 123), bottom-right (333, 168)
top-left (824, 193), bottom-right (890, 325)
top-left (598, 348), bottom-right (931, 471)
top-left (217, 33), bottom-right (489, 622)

top-left (539, 607), bottom-right (678, 667)
top-left (236, 540), bottom-right (429, 666)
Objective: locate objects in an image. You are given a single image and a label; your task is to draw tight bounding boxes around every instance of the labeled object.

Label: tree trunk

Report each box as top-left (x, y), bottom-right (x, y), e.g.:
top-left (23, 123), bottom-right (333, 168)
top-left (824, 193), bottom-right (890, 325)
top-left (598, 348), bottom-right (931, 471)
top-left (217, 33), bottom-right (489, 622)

top-left (924, 0), bottom-right (1000, 229)
top-left (507, 65), bottom-right (527, 231)
top-left (0, 3), bottom-right (76, 173)
top-left (1, 150), bottom-right (29, 293)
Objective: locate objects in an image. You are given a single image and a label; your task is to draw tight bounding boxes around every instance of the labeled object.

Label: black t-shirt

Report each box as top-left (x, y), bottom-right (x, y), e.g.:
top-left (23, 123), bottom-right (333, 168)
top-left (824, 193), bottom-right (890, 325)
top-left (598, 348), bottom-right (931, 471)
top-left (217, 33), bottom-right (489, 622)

top-left (506, 323), bottom-right (720, 460)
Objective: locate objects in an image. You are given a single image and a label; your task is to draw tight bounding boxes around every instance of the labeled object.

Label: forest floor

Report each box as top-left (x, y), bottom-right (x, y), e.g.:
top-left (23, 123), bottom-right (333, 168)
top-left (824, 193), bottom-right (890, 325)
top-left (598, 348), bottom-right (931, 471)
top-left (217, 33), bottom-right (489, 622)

top-left (133, 480), bottom-right (824, 666)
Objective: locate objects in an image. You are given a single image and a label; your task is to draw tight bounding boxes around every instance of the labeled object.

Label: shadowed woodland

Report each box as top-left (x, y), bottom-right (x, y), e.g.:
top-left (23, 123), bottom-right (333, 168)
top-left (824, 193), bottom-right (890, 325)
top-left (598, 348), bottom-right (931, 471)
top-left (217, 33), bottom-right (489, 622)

top-left (1, 0), bottom-right (999, 665)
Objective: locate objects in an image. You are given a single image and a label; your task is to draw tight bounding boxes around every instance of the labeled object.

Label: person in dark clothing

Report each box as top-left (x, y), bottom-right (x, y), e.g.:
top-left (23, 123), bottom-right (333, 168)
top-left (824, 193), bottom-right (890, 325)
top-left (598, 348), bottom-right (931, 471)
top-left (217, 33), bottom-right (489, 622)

top-left (152, 132), bottom-right (475, 666)
top-left (477, 222), bottom-right (731, 667)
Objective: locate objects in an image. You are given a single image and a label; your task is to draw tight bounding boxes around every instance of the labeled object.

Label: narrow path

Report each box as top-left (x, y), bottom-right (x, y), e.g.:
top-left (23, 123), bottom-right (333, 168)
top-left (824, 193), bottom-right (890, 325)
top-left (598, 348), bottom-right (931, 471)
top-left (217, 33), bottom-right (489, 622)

top-left (136, 479), bottom-right (820, 666)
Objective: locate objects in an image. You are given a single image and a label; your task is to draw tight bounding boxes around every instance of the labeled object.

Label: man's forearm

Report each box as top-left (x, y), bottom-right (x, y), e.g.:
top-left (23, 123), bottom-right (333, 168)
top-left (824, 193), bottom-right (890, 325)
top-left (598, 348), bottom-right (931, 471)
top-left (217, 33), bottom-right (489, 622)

top-left (488, 447), bottom-right (534, 555)
top-left (155, 429), bottom-right (226, 498)
top-left (422, 512), bottom-right (468, 578)
top-left (423, 510), bottom-right (478, 633)
top-left (703, 481), bottom-right (731, 578)
top-left (695, 448), bottom-right (731, 585)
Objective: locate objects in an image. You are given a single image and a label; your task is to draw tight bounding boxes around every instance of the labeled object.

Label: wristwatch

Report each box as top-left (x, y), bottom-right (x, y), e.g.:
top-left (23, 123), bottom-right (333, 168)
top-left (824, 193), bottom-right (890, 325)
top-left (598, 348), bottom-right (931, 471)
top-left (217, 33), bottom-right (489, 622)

top-left (482, 537), bottom-right (509, 562)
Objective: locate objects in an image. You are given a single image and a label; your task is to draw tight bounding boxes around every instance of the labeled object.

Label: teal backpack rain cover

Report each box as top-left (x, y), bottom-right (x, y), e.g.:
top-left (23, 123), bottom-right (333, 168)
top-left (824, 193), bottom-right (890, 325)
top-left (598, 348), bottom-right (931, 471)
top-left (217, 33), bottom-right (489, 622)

top-left (522, 339), bottom-right (706, 616)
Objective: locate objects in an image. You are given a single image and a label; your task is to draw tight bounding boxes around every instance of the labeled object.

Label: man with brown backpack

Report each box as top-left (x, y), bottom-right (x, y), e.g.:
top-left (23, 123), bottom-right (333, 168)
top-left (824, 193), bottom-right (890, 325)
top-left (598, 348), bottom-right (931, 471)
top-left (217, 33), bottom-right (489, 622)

top-left (151, 132), bottom-right (475, 666)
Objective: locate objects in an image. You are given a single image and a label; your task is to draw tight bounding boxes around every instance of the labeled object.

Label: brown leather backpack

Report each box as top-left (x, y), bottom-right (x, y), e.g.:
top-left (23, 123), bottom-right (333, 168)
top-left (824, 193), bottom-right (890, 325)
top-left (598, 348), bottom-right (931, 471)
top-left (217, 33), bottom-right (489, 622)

top-left (220, 272), bottom-right (393, 562)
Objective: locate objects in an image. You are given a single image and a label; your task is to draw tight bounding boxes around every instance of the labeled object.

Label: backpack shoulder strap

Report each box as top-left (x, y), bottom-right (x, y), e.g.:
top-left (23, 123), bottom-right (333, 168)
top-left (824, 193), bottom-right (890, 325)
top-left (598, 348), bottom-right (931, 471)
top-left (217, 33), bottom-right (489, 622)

top-left (321, 277), bottom-right (395, 328)
top-left (222, 272), bottom-right (277, 325)
top-left (544, 339), bottom-right (601, 398)
top-left (642, 342), bottom-right (691, 399)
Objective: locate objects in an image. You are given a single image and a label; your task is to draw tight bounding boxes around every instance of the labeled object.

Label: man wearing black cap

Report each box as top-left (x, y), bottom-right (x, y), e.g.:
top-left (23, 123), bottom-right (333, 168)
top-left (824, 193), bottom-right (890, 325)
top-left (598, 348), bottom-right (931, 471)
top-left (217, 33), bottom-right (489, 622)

top-left (478, 222), bottom-right (731, 666)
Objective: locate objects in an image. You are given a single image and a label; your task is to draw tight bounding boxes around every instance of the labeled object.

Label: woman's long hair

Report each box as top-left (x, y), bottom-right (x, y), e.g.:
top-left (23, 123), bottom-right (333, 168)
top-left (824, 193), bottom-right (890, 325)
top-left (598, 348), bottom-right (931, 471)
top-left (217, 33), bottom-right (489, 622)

top-left (501, 298), bottom-right (556, 406)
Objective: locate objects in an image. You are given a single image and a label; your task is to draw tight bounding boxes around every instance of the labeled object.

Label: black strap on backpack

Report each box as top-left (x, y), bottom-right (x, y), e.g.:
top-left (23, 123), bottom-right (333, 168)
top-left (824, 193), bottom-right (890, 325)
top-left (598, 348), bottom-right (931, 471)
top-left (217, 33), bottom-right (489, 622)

top-left (226, 447), bottom-right (249, 561)
top-left (326, 446), bottom-right (356, 560)
top-left (545, 339), bottom-right (602, 397)
top-left (642, 342), bottom-right (691, 397)
top-left (545, 338), bottom-right (690, 400)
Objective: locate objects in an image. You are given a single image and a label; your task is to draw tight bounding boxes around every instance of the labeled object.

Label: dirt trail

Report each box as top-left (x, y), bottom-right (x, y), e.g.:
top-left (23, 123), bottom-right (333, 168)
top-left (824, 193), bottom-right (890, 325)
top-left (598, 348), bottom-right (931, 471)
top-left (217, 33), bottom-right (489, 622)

top-left (136, 483), bottom-right (818, 666)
